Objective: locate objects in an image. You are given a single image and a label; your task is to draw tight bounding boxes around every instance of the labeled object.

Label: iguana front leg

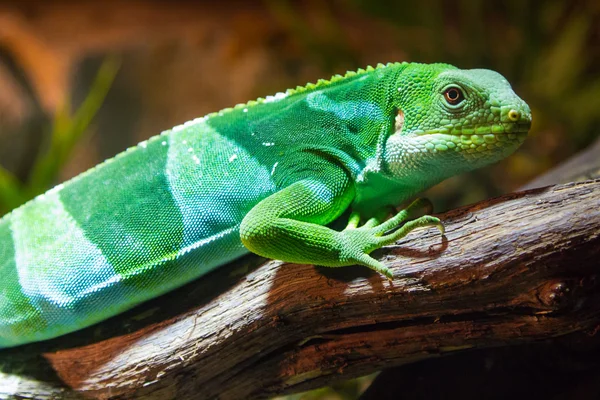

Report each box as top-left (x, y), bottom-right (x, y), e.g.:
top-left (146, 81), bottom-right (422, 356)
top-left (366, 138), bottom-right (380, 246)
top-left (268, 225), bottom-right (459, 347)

top-left (338, 198), bottom-right (443, 278)
top-left (240, 170), bottom-right (443, 279)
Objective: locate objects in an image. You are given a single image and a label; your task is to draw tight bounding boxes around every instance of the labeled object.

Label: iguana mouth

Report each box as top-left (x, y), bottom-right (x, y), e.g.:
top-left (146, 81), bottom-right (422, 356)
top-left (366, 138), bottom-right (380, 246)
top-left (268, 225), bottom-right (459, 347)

top-left (392, 122), bottom-right (529, 156)
top-left (414, 122), bottom-right (531, 136)
top-left (393, 110), bottom-right (531, 138)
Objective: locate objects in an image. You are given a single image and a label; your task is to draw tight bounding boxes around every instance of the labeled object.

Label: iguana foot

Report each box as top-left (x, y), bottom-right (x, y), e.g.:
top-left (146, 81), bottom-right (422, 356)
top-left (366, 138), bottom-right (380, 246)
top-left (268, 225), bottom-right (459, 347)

top-left (339, 198), bottom-right (444, 279)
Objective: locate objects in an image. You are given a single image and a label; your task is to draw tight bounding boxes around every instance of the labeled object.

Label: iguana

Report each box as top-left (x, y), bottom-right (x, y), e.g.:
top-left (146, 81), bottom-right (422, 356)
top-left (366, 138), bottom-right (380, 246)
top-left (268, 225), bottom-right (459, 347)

top-left (0, 62), bottom-right (531, 348)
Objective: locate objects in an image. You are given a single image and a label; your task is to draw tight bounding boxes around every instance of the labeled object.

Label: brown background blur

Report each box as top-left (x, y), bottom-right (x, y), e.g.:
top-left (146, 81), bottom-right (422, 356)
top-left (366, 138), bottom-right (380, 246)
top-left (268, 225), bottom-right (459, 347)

top-left (0, 0), bottom-right (599, 213)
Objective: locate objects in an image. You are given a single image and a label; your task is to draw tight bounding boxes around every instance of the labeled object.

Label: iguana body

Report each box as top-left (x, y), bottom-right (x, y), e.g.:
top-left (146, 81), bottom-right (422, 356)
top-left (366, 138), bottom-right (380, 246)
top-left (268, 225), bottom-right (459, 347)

top-left (0, 62), bottom-right (531, 348)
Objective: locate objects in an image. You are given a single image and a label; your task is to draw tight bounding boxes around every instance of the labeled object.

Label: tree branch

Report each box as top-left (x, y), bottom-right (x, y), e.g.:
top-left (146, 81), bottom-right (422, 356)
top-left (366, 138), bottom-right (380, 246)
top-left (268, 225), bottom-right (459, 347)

top-left (1, 180), bottom-right (599, 399)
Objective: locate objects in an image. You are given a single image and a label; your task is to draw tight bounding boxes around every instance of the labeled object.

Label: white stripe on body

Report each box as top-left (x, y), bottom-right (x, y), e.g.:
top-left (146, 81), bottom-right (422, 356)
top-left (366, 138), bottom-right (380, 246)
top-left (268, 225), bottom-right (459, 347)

top-left (12, 188), bottom-right (120, 326)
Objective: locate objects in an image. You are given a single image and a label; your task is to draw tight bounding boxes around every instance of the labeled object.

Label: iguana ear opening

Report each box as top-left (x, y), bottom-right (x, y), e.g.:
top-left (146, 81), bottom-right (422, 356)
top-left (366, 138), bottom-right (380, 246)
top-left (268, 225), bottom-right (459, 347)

top-left (394, 109), bottom-right (404, 134)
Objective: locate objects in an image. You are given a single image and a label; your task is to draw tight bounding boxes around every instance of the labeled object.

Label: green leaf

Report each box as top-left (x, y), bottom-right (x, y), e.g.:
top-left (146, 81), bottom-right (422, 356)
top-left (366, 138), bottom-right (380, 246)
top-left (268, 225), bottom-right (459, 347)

top-left (28, 57), bottom-right (120, 197)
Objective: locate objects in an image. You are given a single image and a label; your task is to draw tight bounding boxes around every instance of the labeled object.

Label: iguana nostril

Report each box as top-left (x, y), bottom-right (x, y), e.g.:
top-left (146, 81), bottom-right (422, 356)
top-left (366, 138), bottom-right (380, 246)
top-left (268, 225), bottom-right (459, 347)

top-left (508, 109), bottom-right (521, 121)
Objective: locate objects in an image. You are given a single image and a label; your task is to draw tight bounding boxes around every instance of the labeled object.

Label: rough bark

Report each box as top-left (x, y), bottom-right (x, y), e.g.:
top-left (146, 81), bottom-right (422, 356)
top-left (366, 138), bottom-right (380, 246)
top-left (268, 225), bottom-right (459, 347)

top-left (1, 179), bottom-right (599, 400)
top-left (359, 135), bottom-right (600, 400)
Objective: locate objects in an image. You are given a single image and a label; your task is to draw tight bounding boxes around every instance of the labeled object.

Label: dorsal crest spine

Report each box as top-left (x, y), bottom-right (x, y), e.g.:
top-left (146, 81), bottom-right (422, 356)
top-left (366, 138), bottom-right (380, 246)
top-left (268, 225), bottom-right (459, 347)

top-left (212, 62), bottom-right (405, 118)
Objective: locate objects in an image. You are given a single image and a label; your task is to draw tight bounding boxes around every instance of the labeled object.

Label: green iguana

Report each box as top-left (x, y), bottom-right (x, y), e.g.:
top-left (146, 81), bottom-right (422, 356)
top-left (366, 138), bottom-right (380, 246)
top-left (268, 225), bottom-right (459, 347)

top-left (0, 62), bottom-right (531, 348)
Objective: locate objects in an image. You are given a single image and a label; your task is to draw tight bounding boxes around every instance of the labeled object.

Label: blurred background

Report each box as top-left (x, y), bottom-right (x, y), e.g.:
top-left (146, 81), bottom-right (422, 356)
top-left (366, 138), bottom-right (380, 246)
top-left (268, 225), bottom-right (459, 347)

top-left (1, 0), bottom-right (599, 216)
top-left (0, 0), bottom-right (598, 398)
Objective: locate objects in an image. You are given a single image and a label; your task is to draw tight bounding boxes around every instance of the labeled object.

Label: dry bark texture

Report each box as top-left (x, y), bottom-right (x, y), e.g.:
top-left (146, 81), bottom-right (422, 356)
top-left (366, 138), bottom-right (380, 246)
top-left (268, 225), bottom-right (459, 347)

top-left (1, 180), bottom-right (599, 399)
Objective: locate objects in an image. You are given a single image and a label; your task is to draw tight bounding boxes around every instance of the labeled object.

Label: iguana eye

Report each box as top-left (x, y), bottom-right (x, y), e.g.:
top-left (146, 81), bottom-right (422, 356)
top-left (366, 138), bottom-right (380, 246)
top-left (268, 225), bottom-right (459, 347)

top-left (443, 86), bottom-right (465, 106)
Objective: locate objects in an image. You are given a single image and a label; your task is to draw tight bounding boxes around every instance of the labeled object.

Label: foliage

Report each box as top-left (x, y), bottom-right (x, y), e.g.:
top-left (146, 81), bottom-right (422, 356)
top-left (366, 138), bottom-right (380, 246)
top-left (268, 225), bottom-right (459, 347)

top-left (0, 58), bottom-right (118, 215)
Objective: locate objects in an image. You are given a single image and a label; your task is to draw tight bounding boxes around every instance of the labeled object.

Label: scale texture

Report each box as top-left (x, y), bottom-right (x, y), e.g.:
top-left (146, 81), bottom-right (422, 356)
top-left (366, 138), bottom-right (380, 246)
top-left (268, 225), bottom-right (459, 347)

top-left (0, 62), bottom-right (531, 348)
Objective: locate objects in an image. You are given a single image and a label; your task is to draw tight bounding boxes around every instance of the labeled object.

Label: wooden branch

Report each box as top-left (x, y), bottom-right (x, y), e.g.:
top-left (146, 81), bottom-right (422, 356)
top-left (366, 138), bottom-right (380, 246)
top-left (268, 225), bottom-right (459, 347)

top-left (1, 180), bottom-right (599, 399)
top-left (362, 136), bottom-right (600, 400)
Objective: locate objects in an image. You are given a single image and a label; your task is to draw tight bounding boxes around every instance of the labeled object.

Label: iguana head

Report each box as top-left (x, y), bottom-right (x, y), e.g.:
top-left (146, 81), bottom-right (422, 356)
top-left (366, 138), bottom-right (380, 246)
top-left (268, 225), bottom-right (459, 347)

top-left (385, 63), bottom-right (531, 182)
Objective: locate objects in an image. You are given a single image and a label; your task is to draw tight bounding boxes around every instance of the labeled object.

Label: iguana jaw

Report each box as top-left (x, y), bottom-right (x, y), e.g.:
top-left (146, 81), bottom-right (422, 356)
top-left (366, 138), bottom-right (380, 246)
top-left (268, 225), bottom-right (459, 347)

top-left (412, 128), bottom-right (528, 158)
top-left (390, 102), bottom-right (530, 150)
top-left (383, 120), bottom-right (530, 183)
top-left (392, 106), bottom-right (531, 154)
top-left (406, 122), bottom-right (530, 153)
top-left (410, 121), bottom-right (531, 136)
top-left (401, 125), bottom-right (527, 156)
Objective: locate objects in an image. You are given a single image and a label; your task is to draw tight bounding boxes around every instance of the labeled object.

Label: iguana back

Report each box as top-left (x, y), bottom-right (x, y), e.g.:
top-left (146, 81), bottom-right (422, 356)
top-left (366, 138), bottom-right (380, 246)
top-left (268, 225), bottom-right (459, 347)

top-left (0, 64), bottom-right (396, 348)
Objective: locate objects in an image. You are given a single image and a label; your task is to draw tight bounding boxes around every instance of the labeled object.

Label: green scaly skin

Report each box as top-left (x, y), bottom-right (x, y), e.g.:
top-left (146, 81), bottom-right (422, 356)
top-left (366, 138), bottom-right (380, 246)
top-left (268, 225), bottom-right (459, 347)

top-left (0, 62), bottom-right (531, 348)
top-left (241, 63), bottom-right (531, 277)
